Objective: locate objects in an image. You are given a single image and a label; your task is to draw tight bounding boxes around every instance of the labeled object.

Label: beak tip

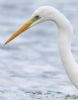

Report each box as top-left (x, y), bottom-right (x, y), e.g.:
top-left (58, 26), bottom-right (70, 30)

top-left (4, 41), bottom-right (8, 46)
top-left (4, 20), bottom-right (31, 46)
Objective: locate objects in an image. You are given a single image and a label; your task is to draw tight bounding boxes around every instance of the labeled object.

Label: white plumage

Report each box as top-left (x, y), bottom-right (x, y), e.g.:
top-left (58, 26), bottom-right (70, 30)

top-left (5, 6), bottom-right (78, 89)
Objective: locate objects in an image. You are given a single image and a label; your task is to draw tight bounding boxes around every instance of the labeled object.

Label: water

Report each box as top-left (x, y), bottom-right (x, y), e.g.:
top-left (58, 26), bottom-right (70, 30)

top-left (0, 0), bottom-right (78, 99)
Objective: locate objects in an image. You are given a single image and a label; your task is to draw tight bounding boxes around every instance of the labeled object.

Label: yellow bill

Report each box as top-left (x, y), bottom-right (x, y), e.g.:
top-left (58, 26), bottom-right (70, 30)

top-left (4, 19), bottom-right (33, 45)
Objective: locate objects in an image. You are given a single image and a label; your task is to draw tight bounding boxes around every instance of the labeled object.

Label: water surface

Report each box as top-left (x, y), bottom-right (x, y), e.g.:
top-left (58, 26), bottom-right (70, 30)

top-left (0, 0), bottom-right (78, 100)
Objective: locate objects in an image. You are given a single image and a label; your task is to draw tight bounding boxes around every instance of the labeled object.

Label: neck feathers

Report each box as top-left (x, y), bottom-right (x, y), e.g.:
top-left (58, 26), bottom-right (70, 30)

top-left (50, 7), bottom-right (78, 88)
top-left (55, 10), bottom-right (78, 87)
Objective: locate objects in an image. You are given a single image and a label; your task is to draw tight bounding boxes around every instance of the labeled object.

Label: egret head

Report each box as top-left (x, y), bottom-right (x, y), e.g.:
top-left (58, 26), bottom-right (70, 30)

top-left (30, 6), bottom-right (53, 26)
top-left (5, 6), bottom-right (53, 45)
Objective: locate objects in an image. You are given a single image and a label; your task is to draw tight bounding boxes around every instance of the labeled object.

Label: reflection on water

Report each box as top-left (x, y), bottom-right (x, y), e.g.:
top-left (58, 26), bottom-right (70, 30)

top-left (0, 0), bottom-right (78, 100)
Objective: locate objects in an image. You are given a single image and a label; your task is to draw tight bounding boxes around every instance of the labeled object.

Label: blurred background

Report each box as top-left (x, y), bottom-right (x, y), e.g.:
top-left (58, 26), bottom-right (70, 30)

top-left (0, 0), bottom-right (78, 100)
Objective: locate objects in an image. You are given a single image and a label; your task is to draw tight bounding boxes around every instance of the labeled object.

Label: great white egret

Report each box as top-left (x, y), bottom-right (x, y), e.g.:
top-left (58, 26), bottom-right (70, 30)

top-left (4, 6), bottom-right (78, 89)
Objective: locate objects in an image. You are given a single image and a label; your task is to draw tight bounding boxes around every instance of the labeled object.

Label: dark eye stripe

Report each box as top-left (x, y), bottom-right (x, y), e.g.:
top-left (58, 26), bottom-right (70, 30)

top-left (32, 15), bottom-right (40, 22)
top-left (35, 15), bottom-right (40, 19)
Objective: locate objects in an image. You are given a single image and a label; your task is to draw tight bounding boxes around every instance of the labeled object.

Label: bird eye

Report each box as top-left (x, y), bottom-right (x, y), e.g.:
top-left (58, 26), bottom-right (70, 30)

top-left (35, 15), bottom-right (40, 19)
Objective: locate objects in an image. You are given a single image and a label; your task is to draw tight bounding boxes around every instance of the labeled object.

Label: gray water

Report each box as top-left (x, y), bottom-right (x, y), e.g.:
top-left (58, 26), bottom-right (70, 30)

top-left (0, 0), bottom-right (78, 100)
